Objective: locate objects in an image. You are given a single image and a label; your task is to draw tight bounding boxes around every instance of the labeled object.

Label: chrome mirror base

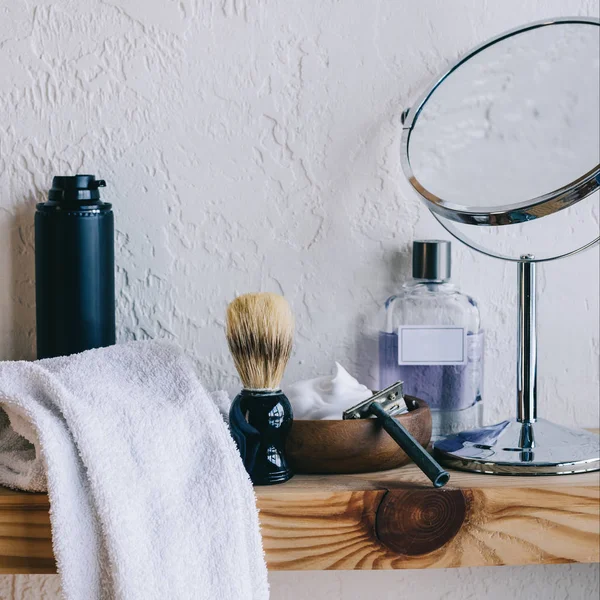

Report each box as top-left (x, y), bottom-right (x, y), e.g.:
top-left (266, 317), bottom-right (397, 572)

top-left (433, 418), bottom-right (600, 475)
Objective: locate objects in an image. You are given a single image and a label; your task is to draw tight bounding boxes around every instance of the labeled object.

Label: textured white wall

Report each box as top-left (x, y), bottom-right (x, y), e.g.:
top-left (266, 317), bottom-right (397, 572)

top-left (0, 0), bottom-right (598, 598)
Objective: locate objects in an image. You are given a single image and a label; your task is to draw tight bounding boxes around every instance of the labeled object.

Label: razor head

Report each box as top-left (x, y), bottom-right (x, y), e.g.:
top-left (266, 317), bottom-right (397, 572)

top-left (342, 381), bottom-right (407, 420)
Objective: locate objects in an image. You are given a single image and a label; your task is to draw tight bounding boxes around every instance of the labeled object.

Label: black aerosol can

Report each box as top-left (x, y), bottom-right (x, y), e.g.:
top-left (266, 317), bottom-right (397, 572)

top-left (35, 175), bottom-right (115, 359)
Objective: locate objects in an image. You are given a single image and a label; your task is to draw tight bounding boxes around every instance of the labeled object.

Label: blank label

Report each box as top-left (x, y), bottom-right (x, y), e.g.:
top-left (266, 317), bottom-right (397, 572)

top-left (398, 326), bottom-right (467, 365)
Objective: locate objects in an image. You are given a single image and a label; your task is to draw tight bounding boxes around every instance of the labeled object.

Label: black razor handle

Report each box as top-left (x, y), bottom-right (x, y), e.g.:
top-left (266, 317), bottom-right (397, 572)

top-left (229, 389), bottom-right (294, 485)
top-left (369, 401), bottom-right (450, 488)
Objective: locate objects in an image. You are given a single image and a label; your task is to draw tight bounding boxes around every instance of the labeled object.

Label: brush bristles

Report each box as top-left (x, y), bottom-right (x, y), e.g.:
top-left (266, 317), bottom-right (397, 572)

top-left (226, 293), bottom-right (294, 390)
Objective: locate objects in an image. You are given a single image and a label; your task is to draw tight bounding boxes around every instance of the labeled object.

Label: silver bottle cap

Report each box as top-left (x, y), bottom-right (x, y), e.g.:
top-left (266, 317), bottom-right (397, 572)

top-left (412, 240), bottom-right (451, 281)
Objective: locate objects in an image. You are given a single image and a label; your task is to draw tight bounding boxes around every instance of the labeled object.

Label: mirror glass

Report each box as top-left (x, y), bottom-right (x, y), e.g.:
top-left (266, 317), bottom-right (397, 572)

top-left (406, 21), bottom-right (600, 213)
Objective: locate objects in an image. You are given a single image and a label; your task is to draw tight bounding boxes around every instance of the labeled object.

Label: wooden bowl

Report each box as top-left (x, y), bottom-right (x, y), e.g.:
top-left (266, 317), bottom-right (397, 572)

top-left (286, 396), bottom-right (432, 474)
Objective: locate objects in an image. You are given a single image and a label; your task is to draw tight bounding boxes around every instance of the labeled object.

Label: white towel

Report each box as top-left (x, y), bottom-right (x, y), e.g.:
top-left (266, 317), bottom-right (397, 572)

top-left (0, 341), bottom-right (269, 600)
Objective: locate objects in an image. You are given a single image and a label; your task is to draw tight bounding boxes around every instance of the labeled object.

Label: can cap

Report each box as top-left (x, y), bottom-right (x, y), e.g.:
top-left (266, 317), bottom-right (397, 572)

top-left (48, 174), bottom-right (106, 203)
top-left (412, 240), bottom-right (451, 281)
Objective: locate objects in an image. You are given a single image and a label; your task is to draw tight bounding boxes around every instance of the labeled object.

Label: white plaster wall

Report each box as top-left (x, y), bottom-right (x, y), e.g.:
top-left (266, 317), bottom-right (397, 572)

top-left (0, 0), bottom-right (598, 598)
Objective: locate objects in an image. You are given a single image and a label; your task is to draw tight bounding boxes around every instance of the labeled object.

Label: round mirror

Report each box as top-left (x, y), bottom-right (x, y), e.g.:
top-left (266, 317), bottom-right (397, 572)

top-left (401, 18), bottom-right (600, 233)
top-left (400, 18), bottom-right (600, 476)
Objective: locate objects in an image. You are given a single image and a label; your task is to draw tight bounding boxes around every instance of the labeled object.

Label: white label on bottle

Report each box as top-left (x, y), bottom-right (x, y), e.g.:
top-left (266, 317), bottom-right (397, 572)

top-left (398, 326), bottom-right (467, 365)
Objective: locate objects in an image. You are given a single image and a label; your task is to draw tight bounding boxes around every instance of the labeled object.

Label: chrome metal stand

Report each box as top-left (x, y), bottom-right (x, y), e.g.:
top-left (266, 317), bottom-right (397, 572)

top-left (434, 256), bottom-right (600, 475)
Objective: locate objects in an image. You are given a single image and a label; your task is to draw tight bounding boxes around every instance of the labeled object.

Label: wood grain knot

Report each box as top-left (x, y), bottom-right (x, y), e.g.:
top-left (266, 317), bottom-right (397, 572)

top-left (376, 489), bottom-right (469, 556)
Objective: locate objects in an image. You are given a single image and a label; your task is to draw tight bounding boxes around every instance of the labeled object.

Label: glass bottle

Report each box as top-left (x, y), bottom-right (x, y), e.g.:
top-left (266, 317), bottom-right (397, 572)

top-left (378, 240), bottom-right (483, 439)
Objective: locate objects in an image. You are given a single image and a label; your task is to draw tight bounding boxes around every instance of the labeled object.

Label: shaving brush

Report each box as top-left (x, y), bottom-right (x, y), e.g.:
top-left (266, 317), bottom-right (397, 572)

top-left (226, 293), bottom-right (295, 485)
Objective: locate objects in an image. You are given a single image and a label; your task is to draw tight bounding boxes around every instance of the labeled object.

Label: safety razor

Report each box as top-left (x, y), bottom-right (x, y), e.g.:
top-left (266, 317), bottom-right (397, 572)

top-left (343, 382), bottom-right (449, 488)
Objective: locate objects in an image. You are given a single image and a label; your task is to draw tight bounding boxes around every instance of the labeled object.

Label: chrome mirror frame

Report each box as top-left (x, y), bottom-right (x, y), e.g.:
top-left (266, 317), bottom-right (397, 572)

top-left (400, 17), bottom-right (600, 228)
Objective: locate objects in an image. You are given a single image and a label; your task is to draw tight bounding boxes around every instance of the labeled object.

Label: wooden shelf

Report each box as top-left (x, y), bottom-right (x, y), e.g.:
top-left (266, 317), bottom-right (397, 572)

top-left (0, 458), bottom-right (598, 573)
top-left (257, 463), bottom-right (599, 570)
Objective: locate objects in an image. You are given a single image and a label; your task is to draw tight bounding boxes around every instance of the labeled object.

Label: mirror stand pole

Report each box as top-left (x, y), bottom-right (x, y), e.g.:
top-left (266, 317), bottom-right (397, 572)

top-left (517, 257), bottom-right (537, 424)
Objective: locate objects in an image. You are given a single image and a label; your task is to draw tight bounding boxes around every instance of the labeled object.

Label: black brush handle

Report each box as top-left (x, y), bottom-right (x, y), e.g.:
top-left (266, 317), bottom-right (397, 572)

top-left (368, 401), bottom-right (449, 488)
top-left (229, 389), bottom-right (294, 485)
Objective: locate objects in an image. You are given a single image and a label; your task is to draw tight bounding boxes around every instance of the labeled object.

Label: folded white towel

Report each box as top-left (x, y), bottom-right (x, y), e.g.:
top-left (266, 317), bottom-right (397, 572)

top-left (0, 341), bottom-right (269, 600)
